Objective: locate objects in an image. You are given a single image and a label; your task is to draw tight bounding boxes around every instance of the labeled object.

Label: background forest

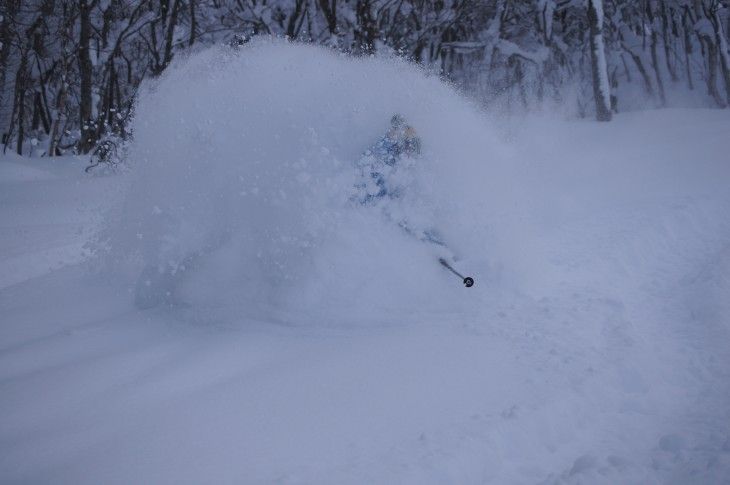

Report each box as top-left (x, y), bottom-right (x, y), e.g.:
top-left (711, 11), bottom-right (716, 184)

top-left (1, 0), bottom-right (729, 162)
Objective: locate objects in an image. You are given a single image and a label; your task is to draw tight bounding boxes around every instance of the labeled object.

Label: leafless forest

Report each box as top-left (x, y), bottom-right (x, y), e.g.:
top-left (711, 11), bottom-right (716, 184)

top-left (1, 0), bottom-right (729, 160)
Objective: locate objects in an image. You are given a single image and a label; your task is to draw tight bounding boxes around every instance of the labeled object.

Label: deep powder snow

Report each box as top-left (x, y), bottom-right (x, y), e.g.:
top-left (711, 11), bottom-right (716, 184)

top-left (1, 42), bottom-right (730, 484)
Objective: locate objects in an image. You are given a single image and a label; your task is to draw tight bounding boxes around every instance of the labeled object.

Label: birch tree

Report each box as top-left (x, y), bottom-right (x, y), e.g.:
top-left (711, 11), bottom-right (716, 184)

top-left (588, 0), bottom-right (613, 120)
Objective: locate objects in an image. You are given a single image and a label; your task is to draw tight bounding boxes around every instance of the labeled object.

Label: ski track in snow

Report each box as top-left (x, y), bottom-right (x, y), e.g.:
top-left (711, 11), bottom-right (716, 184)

top-left (2, 109), bottom-right (730, 484)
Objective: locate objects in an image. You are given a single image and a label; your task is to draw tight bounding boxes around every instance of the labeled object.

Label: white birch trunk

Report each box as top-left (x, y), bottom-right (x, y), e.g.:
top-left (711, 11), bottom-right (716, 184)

top-left (588, 0), bottom-right (612, 121)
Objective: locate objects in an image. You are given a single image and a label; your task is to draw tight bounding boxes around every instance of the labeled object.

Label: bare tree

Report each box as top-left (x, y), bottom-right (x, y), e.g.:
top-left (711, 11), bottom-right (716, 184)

top-left (3, 0), bottom-right (730, 158)
top-left (588, 0), bottom-right (612, 120)
top-left (0, 0), bottom-right (21, 149)
top-left (78, 0), bottom-right (95, 153)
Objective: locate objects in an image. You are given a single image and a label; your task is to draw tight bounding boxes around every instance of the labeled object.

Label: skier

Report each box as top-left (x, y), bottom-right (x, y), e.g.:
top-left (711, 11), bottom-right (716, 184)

top-left (353, 114), bottom-right (420, 205)
top-left (134, 114), bottom-right (471, 309)
top-left (353, 113), bottom-right (446, 247)
top-left (352, 114), bottom-right (473, 286)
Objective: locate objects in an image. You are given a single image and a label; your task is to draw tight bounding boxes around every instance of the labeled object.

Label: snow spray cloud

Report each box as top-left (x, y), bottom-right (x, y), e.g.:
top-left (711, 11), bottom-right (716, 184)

top-left (109, 39), bottom-right (506, 322)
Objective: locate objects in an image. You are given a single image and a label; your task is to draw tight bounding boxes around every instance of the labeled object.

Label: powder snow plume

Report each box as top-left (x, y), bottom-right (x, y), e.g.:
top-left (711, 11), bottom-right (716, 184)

top-left (105, 40), bottom-right (505, 321)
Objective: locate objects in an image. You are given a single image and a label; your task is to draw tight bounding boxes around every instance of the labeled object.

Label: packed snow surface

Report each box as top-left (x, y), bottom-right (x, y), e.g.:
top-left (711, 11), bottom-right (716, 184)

top-left (2, 42), bottom-right (730, 484)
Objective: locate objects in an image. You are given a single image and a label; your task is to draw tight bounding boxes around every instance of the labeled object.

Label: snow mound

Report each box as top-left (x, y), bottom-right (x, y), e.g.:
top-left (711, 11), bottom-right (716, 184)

top-left (108, 40), bottom-right (505, 320)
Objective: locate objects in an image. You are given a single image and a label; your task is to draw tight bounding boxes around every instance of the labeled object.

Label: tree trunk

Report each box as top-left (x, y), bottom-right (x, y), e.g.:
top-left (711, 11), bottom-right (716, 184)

top-left (287, 0), bottom-right (307, 39)
top-left (162, 0), bottom-right (181, 70)
top-left (623, 44), bottom-right (655, 96)
top-left (620, 53), bottom-right (632, 82)
top-left (682, 7), bottom-right (694, 90)
top-left (0, 0), bottom-right (20, 145)
top-left (354, 0), bottom-right (378, 54)
top-left (712, 9), bottom-right (730, 106)
top-left (694, 0), bottom-right (725, 107)
top-left (78, 0), bottom-right (95, 153)
top-left (318, 0), bottom-right (338, 35)
top-left (660, 1), bottom-right (679, 82)
top-left (703, 40), bottom-right (724, 106)
top-left (650, 30), bottom-right (667, 104)
top-left (647, 3), bottom-right (667, 105)
top-left (587, 0), bottom-right (612, 121)
top-left (15, 56), bottom-right (28, 155)
top-left (189, 0), bottom-right (197, 47)
top-left (48, 75), bottom-right (68, 157)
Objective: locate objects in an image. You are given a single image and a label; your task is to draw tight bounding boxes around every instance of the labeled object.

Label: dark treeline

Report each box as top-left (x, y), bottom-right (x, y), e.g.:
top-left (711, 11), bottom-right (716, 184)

top-left (1, 0), bottom-right (729, 158)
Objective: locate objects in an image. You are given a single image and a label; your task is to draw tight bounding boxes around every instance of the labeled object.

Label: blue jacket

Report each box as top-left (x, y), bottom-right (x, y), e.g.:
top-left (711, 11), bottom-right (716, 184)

top-left (353, 129), bottom-right (420, 205)
top-left (351, 128), bottom-right (444, 247)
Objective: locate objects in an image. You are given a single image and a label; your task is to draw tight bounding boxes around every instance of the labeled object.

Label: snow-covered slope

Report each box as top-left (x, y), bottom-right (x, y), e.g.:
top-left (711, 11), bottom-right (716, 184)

top-left (1, 42), bottom-right (729, 484)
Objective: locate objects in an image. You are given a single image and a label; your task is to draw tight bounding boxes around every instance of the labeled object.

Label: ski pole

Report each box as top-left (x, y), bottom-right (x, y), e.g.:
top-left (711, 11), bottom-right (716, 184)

top-left (439, 258), bottom-right (474, 287)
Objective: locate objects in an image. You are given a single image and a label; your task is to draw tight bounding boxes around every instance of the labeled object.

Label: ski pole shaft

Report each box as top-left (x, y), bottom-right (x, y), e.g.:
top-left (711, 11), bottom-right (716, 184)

top-left (439, 258), bottom-right (474, 287)
top-left (439, 258), bottom-right (465, 278)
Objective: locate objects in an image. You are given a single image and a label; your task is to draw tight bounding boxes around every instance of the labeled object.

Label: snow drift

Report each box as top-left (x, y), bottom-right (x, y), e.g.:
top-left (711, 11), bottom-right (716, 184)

top-left (109, 40), bottom-right (504, 319)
